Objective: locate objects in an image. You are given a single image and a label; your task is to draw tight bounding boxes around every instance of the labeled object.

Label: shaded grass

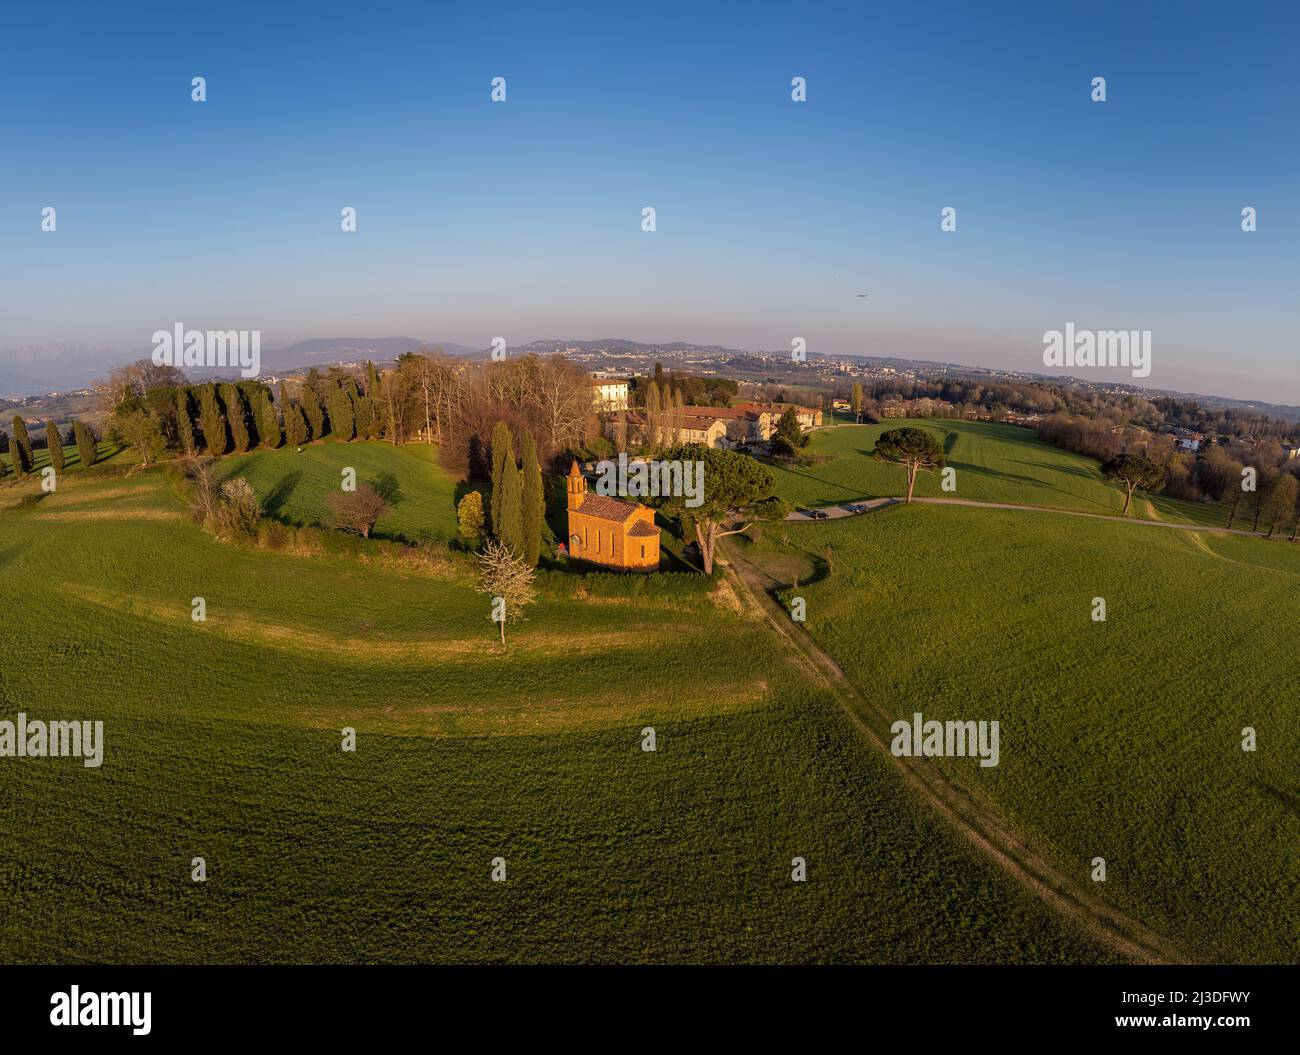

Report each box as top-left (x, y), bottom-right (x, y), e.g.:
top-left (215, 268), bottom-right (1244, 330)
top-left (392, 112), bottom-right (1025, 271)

top-left (223, 441), bottom-right (459, 543)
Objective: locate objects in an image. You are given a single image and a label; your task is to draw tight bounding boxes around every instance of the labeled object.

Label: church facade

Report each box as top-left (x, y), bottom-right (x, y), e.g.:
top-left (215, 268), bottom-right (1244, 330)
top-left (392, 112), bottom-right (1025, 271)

top-left (565, 461), bottom-right (660, 571)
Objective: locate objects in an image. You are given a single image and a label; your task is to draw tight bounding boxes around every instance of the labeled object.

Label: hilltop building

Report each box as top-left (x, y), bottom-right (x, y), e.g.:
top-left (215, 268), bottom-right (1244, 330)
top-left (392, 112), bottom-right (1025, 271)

top-left (565, 461), bottom-right (660, 571)
top-left (590, 378), bottom-right (630, 412)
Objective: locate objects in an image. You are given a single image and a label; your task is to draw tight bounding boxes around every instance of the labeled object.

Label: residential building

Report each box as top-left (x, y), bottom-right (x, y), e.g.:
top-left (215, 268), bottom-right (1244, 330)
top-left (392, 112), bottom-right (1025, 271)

top-left (734, 401), bottom-right (823, 429)
top-left (591, 378), bottom-right (630, 412)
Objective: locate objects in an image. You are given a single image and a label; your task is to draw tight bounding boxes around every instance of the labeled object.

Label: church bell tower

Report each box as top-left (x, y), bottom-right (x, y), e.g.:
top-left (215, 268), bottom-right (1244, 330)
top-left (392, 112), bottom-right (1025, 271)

top-left (567, 460), bottom-right (586, 511)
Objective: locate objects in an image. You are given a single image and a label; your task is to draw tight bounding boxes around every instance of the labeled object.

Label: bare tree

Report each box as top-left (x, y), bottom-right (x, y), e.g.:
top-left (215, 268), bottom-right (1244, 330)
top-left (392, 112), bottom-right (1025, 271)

top-left (324, 484), bottom-right (389, 538)
top-left (475, 537), bottom-right (537, 646)
top-left (94, 359), bottom-right (188, 413)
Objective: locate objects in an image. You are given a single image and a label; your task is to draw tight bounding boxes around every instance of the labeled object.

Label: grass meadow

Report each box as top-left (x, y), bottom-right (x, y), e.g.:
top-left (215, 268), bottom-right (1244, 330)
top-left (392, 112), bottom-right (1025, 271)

top-left (771, 420), bottom-right (1226, 526)
top-left (0, 462), bottom-right (1111, 963)
top-left (748, 502), bottom-right (1300, 963)
top-left (223, 440), bottom-right (460, 543)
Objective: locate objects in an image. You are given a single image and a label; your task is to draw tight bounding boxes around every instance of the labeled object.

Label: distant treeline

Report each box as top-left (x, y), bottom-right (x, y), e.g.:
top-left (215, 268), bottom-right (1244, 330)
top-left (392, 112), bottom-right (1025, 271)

top-left (839, 377), bottom-right (1296, 445)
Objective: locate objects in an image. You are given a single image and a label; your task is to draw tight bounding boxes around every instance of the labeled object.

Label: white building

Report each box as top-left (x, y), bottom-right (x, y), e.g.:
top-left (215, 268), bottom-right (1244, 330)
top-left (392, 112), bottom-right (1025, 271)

top-left (591, 378), bottom-right (630, 412)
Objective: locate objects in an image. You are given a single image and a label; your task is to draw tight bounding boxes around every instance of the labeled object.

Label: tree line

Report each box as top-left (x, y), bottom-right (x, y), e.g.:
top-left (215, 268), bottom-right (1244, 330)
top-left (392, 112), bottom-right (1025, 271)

top-left (1, 414), bottom-right (98, 479)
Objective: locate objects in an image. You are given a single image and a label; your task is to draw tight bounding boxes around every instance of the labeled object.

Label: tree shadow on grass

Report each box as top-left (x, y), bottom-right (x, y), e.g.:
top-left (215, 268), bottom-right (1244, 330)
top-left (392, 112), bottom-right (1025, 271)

top-left (0, 539), bottom-right (32, 571)
top-left (261, 470), bottom-right (303, 518)
top-left (1256, 782), bottom-right (1300, 819)
top-left (369, 470), bottom-right (402, 507)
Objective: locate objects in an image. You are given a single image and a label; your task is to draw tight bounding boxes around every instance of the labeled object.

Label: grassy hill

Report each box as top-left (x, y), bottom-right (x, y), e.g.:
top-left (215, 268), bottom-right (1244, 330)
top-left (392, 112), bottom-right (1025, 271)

top-left (744, 503), bottom-right (1300, 963)
top-left (771, 420), bottom-right (1225, 526)
top-left (0, 462), bottom-right (1110, 963)
top-left (222, 440), bottom-right (460, 544)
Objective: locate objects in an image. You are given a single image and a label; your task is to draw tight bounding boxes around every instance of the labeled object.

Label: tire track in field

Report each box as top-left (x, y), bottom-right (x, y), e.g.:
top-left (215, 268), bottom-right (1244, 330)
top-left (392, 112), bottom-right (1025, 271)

top-left (722, 542), bottom-right (1199, 965)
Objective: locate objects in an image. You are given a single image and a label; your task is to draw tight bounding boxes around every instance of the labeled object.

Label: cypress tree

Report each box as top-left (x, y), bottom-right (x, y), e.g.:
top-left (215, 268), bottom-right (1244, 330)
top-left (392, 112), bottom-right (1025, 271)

top-left (220, 384), bottom-right (250, 453)
top-left (328, 383), bottom-right (355, 440)
top-left (284, 403), bottom-right (308, 447)
top-left (176, 389), bottom-right (196, 455)
top-left (645, 382), bottom-right (661, 449)
top-left (300, 378), bottom-right (326, 439)
top-left (498, 458), bottom-right (525, 557)
top-left (11, 415), bottom-right (33, 474)
top-left (198, 384), bottom-right (228, 455)
top-left (73, 419), bottom-right (98, 468)
top-left (366, 363), bottom-right (385, 440)
top-left (256, 389), bottom-right (281, 448)
top-left (354, 396), bottom-right (374, 441)
top-left (45, 420), bottom-right (65, 472)
top-left (521, 432), bottom-right (543, 565)
top-left (490, 421), bottom-right (513, 531)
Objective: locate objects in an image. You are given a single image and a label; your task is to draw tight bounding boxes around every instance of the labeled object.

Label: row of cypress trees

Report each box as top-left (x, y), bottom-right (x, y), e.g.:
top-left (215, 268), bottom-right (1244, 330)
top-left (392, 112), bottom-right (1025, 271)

top-left (165, 372), bottom-right (379, 458)
top-left (1, 414), bottom-right (98, 478)
top-left (490, 421), bottom-right (544, 565)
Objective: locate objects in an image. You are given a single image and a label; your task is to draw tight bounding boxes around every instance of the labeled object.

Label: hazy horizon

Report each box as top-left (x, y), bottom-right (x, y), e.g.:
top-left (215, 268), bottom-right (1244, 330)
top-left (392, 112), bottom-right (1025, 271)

top-left (3, 0), bottom-right (1296, 404)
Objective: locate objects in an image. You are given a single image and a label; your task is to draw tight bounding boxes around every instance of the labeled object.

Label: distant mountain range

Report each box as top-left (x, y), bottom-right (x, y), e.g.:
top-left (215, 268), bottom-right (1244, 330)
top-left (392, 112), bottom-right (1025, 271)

top-left (2, 336), bottom-right (1297, 424)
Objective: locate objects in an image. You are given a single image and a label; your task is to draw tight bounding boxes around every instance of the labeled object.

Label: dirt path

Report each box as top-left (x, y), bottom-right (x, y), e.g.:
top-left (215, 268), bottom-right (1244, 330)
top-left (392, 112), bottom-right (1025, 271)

top-left (722, 542), bottom-right (1200, 965)
top-left (788, 492), bottom-right (1267, 540)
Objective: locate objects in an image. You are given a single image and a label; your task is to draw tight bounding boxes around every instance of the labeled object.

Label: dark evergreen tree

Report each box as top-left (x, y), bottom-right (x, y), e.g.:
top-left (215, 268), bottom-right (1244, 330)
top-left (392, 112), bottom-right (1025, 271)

top-left (490, 421), bottom-right (513, 531)
top-left (176, 389), bottom-right (196, 455)
top-left (255, 389), bottom-right (281, 448)
top-left (45, 420), bottom-right (65, 472)
top-left (220, 384), bottom-right (250, 453)
top-left (521, 431), bottom-right (543, 565)
top-left (284, 403), bottom-right (308, 447)
top-left (365, 362), bottom-right (384, 439)
top-left (300, 374), bottom-right (326, 439)
top-left (11, 415), bottom-right (34, 474)
top-left (354, 395), bottom-right (374, 441)
top-left (198, 384), bottom-right (228, 455)
top-left (328, 383), bottom-right (355, 440)
top-left (498, 458), bottom-right (525, 557)
top-left (73, 419), bottom-right (98, 468)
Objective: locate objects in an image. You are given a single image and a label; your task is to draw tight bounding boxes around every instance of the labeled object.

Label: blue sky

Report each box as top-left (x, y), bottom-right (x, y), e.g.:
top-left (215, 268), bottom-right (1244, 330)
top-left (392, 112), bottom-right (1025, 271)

top-left (1, 0), bottom-right (1296, 402)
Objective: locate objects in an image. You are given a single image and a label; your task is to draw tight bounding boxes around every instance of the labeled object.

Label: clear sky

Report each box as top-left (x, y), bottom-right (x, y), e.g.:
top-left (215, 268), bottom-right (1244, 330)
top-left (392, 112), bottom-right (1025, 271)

top-left (1, 0), bottom-right (1296, 402)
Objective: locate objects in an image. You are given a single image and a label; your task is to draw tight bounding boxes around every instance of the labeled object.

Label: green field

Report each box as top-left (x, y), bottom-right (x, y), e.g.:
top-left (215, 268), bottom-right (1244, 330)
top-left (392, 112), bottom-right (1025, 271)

top-left (2, 420), bottom-right (1295, 964)
top-left (772, 420), bottom-right (1226, 526)
top-left (0, 462), bottom-right (1111, 963)
top-left (745, 503), bottom-right (1300, 963)
top-left (223, 440), bottom-right (460, 544)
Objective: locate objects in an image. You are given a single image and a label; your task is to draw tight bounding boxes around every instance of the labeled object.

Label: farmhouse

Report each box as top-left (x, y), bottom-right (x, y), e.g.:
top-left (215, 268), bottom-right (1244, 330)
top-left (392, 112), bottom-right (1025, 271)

top-left (565, 461), bottom-right (660, 570)
top-left (734, 401), bottom-right (823, 429)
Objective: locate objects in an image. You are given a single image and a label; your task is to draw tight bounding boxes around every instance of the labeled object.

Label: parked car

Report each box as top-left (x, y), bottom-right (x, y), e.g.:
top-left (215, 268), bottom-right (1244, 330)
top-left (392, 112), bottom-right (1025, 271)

top-left (810, 509), bottom-right (830, 520)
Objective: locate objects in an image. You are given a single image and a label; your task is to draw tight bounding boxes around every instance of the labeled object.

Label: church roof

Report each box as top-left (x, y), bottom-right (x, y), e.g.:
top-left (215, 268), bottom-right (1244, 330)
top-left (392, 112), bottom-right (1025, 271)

top-left (628, 520), bottom-right (660, 537)
top-left (576, 494), bottom-right (642, 522)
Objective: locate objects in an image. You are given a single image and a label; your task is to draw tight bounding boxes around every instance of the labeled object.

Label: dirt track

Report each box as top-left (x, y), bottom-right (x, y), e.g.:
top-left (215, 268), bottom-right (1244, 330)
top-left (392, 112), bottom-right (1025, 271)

top-left (723, 543), bottom-right (1201, 965)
